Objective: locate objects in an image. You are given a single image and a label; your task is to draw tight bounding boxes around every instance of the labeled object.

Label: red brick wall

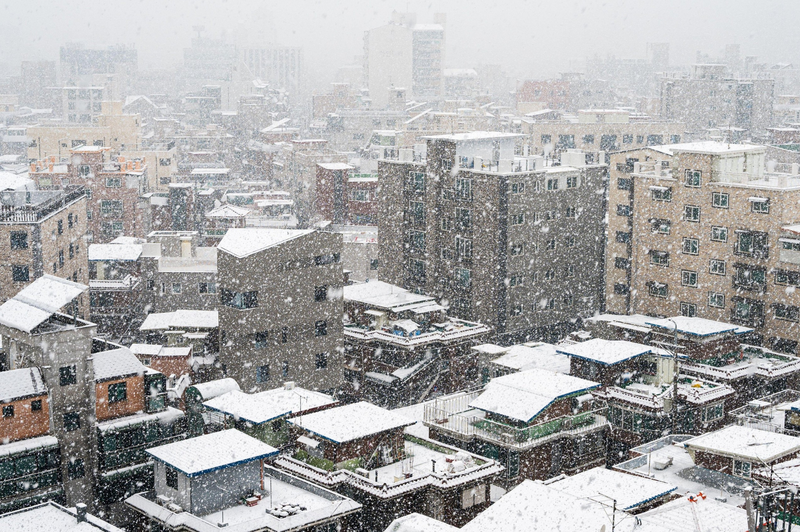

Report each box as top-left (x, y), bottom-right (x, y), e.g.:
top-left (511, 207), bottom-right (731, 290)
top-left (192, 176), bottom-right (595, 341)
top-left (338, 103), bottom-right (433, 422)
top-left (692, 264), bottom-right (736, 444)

top-left (0, 394), bottom-right (50, 443)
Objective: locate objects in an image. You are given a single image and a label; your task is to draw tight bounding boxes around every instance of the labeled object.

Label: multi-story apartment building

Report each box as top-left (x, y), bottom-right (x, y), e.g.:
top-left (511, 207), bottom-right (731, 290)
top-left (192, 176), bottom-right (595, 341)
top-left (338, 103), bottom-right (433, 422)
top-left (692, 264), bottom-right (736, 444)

top-left (607, 141), bottom-right (800, 354)
top-left (378, 132), bottom-right (607, 343)
top-left (216, 228), bottom-right (344, 393)
top-left (315, 163), bottom-right (379, 225)
top-left (660, 64), bottom-right (774, 134)
top-left (31, 146), bottom-right (148, 242)
top-left (0, 186), bottom-right (88, 313)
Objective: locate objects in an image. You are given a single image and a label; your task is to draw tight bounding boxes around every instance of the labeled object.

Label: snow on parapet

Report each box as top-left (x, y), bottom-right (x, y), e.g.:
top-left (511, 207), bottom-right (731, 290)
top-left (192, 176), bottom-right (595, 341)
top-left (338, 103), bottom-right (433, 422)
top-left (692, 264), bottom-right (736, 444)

top-left (218, 227), bottom-right (316, 258)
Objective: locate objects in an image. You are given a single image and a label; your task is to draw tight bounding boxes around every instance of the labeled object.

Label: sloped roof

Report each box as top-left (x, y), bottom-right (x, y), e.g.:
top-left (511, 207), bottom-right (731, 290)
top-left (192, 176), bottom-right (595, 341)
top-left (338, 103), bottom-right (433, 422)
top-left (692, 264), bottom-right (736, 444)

top-left (547, 467), bottom-right (676, 511)
top-left (557, 339), bottom-right (652, 365)
top-left (205, 204), bottom-right (251, 218)
top-left (0, 275), bottom-right (87, 333)
top-left (0, 367), bottom-right (46, 402)
top-left (203, 387), bottom-right (337, 425)
top-left (93, 348), bottom-right (146, 382)
top-left (289, 402), bottom-right (414, 444)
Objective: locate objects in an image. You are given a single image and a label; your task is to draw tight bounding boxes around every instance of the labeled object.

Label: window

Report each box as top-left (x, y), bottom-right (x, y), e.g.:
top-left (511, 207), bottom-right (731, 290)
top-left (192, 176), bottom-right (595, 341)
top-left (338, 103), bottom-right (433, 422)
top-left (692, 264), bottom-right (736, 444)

top-left (69, 244), bottom-right (74, 259)
top-left (456, 268), bottom-right (471, 288)
top-left (636, 135), bottom-right (644, 144)
top-left (256, 365), bottom-right (270, 383)
top-left (410, 259), bottom-right (426, 282)
top-left (315, 353), bottom-right (328, 370)
top-left (282, 361), bottom-right (289, 378)
top-left (10, 231), bottom-right (27, 249)
top-left (543, 269), bottom-right (555, 280)
top-left (734, 266), bottom-right (767, 291)
top-left (565, 265), bottom-right (575, 278)
top-left (650, 251), bottom-right (669, 266)
top-left (100, 200), bottom-right (123, 218)
top-left (368, 259), bottom-right (380, 271)
top-left (708, 292), bottom-right (725, 308)
top-left (733, 460), bottom-right (752, 478)
top-left (616, 232), bottom-right (631, 243)
top-left (63, 412), bottom-right (80, 432)
top-left (647, 135), bottom-right (664, 146)
top-left (775, 270), bottom-right (800, 287)
top-left (171, 283), bottom-right (181, 294)
top-left (455, 237), bottom-right (472, 260)
top-left (680, 302), bottom-right (697, 317)
top-left (220, 289), bottom-right (259, 309)
top-left (199, 282), bottom-right (217, 294)
top-left (315, 285), bottom-right (328, 302)
top-left (582, 134), bottom-right (595, 144)
top-left (616, 205), bottom-right (631, 216)
top-left (159, 158), bottom-right (172, 167)
top-left (671, 135), bottom-right (681, 143)
top-left (409, 231), bottom-right (425, 252)
top-left (510, 182), bottom-right (525, 194)
top-left (411, 201), bottom-right (425, 226)
top-left (615, 257), bottom-right (630, 269)
top-left (681, 270), bottom-right (698, 287)
top-left (682, 238), bottom-right (699, 255)
top-left (2, 405), bottom-right (13, 418)
top-left (315, 320), bottom-right (327, 337)
top-left (510, 304), bottom-right (523, 316)
top-left (684, 169), bottom-right (701, 187)
top-left (455, 178), bottom-right (472, 200)
top-left (651, 187), bottom-right (672, 201)
top-left (618, 178), bottom-right (631, 190)
top-left (712, 192), bottom-right (729, 208)
top-left (684, 205), bottom-right (700, 222)
top-left (315, 253), bottom-right (340, 265)
top-left (105, 177), bottom-right (122, 188)
top-left (709, 259), bottom-right (726, 276)
top-left (752, 199), bottom-right (770, 214)
top-left (622, 134), bottom-right (633, 144)
top-left (31, 400), bottom-right (42, 412)
top-left (350, 190), bottom-right (369, 202)
top-left (652, 219), bottom-right (671, 234)
top-left (546, 178), bottom-right (559, 190)
top-left (441, 217), bottom-right (452, 231)
top-left (565, 236), bottom-right (576, 247)
top-left (408, 171), bottom-right (425, 192)
top-left (509, 213), bottom-right (525, 225)
top-left (60, 365), bottom-right (77, 386)
top-left (509, 243), bottom-right (524, 256)
top-left (58, 250), bottom-right (64, 268)
top-left (773, 304), bottom-right (800, 322)
top-left (68, 459), bottom-right (85, 480)
top-left (557, 135), bottom-right (575, 149)
top-left (542, 298), bottom-right (556, 310)
top-left (108, 382), bottom-right (127, 403)
top-left (282, 327), bottom-right (289, 344)
top-left (733, 298), bottom-right (765, 326)
top-left (254, 331), bottom-right (269, 348)
top-left (565, 206), bottom-right (577, 218)
top-left (78, 164), bottom-right (91, 177)
top-left (648, 282), bottom-right (668, 298)
top-left (456, 207), bottom-right (471, 229)
top-left (12, 265), bottom-right (29, 282)
top-left (166, 466), bottom-right (178, 489)
top-left (541, 134), bottom-right (552, 144)
top-left (711, 226), bottom-right (728, 242)
top-left (566, 176), bottom-right (578, 189)
top-left (508, 275), bottom-right (523, 287)
top-left (736, 231), bottom-right (768, 258)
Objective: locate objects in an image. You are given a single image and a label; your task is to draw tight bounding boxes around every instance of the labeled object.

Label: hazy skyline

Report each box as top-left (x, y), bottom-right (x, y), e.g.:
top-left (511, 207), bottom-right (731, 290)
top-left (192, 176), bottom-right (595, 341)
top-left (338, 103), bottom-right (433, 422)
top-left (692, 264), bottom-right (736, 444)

top-left (3, 0), bottom-right (799, 84)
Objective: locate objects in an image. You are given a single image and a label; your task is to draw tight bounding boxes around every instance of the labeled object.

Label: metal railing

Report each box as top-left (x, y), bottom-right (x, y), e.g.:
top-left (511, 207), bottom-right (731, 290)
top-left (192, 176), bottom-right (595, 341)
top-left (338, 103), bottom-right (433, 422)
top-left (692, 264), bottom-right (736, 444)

top-left (0, 187), bottom-right (85, 223)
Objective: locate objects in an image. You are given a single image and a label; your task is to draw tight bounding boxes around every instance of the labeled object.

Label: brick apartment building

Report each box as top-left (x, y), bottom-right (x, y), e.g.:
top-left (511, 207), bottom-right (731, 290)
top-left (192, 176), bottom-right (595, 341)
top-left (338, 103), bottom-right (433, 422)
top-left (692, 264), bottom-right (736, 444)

top-left (315, 162), bottom-right (379, 225)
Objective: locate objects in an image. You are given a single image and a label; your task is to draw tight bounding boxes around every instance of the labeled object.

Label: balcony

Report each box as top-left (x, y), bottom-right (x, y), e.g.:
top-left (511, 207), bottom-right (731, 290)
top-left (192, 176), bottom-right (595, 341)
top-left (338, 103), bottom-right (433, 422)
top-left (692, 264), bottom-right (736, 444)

top-left (89, 274), bottom-right (140, 291)
top-left (0, 187), bottom-right (86, 223)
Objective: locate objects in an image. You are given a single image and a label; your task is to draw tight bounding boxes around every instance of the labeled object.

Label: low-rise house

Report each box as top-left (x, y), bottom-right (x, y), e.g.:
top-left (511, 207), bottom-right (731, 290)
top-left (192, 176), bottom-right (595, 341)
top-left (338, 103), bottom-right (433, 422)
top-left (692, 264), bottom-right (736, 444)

top-left (138, 309), bottom-right (218, 353)
top-left (423, 368), bottom-right (608, 486)
top-left (129, 344), bottom-right (193, 378)
top-left (125, 429), bottom-right (361, 532)
top-left (278, 402), bottom-right (502, 531)
top-left (477, 342), bottom-right (570, 383)
top-left (342, 281), bottom-right (491, 407)
top-left (559, 338), bottom-right (655, 386)
top-left (183, 378), bottom-right (241, 436)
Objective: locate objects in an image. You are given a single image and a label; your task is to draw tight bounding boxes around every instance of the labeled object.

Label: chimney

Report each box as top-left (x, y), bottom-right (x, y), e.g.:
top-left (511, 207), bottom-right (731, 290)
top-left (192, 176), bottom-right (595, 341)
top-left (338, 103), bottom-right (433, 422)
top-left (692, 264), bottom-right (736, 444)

top-left (76, 503), bottom-right (87, 523)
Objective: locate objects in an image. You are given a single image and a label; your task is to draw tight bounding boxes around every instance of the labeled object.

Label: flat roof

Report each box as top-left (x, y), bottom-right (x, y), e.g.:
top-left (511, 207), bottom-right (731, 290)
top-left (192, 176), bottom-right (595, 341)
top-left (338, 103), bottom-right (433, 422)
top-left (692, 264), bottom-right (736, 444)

top-left (469, 368), bottom-right (598, 423)
top-left (139, 309), bottom-right (218, 331)
top-left (422, 131), bottom-right (524, 142)
top-left (289, 402), bottom-right (414, 444)
top-left (203, 388), bottom-right (337, 425)
top-left (0, 501), bottom-right (124, 532)
top-left (491, 343), bottom-right (570, 374)
top-left (686, 425), bottom-right (800, 462)
top-left (645, 316), bottom-right (746, 337)
top-left (667, 141), bottom-right (764, 155)
top-left (638, 492), bottom-right (748, 531)
top-left (343, 280), bottom-right (435, 311)
top-left (146, 429), bottom-right (278, 477)
top-left (317, 163), bottom-right (352, 171)
top-left (556, 339), bottom-right (652, 365)
top-left (547, 467), bottom-right (676, 511)
top-left (88, 243), bottom-right (143, 262)
top-left (218, 228), bottom-right (315, 258)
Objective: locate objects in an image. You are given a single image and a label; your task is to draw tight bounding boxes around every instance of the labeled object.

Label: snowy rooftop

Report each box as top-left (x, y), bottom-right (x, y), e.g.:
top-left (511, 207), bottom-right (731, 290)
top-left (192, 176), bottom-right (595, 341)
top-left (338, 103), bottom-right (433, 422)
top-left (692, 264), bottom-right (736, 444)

top-left (317, 162), bottom-right (352, 171)
top-left (203, 387), bottom-right (337, 425)
top-left (557, 339), bottom-right (652, 365)
top-left (218, 228), bottom-right (315, 258)
top-left (469, 368), bottom-right (599, 423)
top-left (547, 467), bottom-right (677, 511)
top-left (685, 425), bottom-right (800, 462)
top-left (422, 131), bottom-right (523, 142)
top-left (190, 378), bottom-right (241, 401)
top-left (0, 275), bottom-right (87, 333)
top-left (343, 280), bottom-right (434, 311)
top-left (645, 316), bottom-right (748, 337)
top-left (386, 513), bottom-right (458, 532)
top-left (146, 429), bottom-right (278, 477)
top-left (490, 343), bottom-right (570, 373)
top-left (93, 348), bottom-right (146, 382)
top-left (0, 367), bottom-right (46, 402)
top-left (88, 243), bottom-right (143, 262)
top-left (0, 435), bottom-right (59, 458)
top-left (638, 493), bottom-right (748, 532)
top-left (666, 141), bottom-right (764, 155)
top-left (0, 172), bottom-right (32, 191)
top-left (139, 309), bottom-right (218, 331)
top-left (205, 204), bottom-right (251, 218)
top-left (98, 407), bottom-right (184, 433)
top-left (0, 501), bottom-right (124, 532)
top-left (289, 402), bottom-right (414, 444)
top-left (471, 343), bottom-right (509, 355)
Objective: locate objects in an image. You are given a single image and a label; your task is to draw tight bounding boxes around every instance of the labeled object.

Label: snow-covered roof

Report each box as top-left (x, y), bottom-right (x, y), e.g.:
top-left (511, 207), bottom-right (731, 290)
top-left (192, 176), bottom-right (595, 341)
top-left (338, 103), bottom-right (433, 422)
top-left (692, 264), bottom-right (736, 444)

top-left (0, 275), bottom-right (87, 333)
top-left (205, 204), bottom-right (251, 218)
top-left (686, 425), bottom-right (800, 462)
top-left (317, 162), bottom-right (352, 171)
top-left (93, 348), bottom-right (146, 382)
top-left (386, 513), bottom-right (458, 532)
top-left (218, 228), bottom-right (316, 258)
top-left (645, 316), bottom-right (746, 337)
top-left (129, 344), bottom-right (163, 356)
top-left (666, 141), bottom-right (764, 155)
top-left (139, 310), bottom-right (218, 331)
top-left (0, 171), bottom-right (33, 191)
top-left (469, 368), bottom-right (599, 423)
top-left (139, 312), bottom-right (173, 331)
top-left (146, 429), bottom-right (278, 477)
top-left (443, 68), bottom-right (478, 77)
top-left (491, 343), bottom-right (570, 373)
top-left (548, 467), bottom-right (677, 511)
top-left (190, 378), bottom-right (241, 400)
top-left (557, 339), bottom-right (652, 365)
top-left (88, 243), bottom-right (143, 262)
top-left (0, 435), bottom-right (59, 458)
top-left (0, 367), bottom-right (46, 402)
top-left (471, 343), bottom-right (509, 355)
top-left (191, 167), bottom-right (229, 175)
top-left (422, 131), bottom-right (523, 142)
top-left (638, 493), bottom-right (747, 532)
top-left (343, 280), bottom-right (434, 311)
top-left (289, 401), bottom-right (414, 444)
top-left (0, 501), bottom-right (124, 532)
top-left (203, 387), bottom-right (337, 425)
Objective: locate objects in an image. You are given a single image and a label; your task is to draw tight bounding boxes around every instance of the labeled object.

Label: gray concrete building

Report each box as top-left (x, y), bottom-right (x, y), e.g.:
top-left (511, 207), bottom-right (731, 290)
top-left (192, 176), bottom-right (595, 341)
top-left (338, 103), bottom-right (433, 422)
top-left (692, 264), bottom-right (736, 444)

top-left (378, 133), bottom-right (608, 343)
top-left (216, 228), bottom-right (344, 392)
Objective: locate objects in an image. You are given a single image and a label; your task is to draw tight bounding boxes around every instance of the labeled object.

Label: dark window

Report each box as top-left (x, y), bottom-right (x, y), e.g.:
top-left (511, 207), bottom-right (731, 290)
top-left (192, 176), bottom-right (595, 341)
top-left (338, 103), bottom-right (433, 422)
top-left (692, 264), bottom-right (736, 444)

top-left (254, 331), bottom-right (268, 348)
top-left (614, 283), bottom-right (629, 295)
top-left (220, 289), bottom-right (259, 309)
top-left (315, 320), bottom-right (327, 337)
top-left (370, 259), bottom-right (380, 271)
top-left (282, 361), bottom-right (289, 378)
top-left (57, 220), bottom-right (63, 235)
top-left (616, 204), bottom-right (631, 216)
top-left (582, 134), bottom-right (595, 144)
top-left (617, 178), bottom-right (631, 190)
top-left (166, 466), bottom-right (178, 489)
top-left (58, 250), bottom-right (64, 268)
top-left (12, 265), bottom-right (29, 282)
top-left (2, 405), bottom-right (13, 418)
top-left (108, 382), bottom-right (127, 403)
top-left (773, 304), bottom-right (800, 322)
top-left (10, 231), bottom-right (27, 250)
top-left (68, 459), bottom-right (85, 480)
top-left (256, 365), bottom-right (270, 383)
top-left (622, 134), bottom-right (633, 144)
top-left (60, 365), bottom-right (77, 386)
top-left (314, 285), bottom-right (328, 302)
top-left (31, 400), bottom-right (42, 411)
top-left (646, 135), bottom-right (664, 145)
top-left (541, 134), bottom-right (552, 144)
top-left (67, 213), bottom-right (74, 228)
top-left (616, 231), bottom-right (631, 243)
top-left (314, 253), bottom-right (340, 266)
top-left (315, 353), bottom-right (328, 370)
top-left (282, 327), bottom-right (289, 343)
top-left (614, 257), bottom-right (630, 269)
top-left (63, 412), bottom-right (80, 432)
top-left (69, 244), bottom-right (74, 259)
